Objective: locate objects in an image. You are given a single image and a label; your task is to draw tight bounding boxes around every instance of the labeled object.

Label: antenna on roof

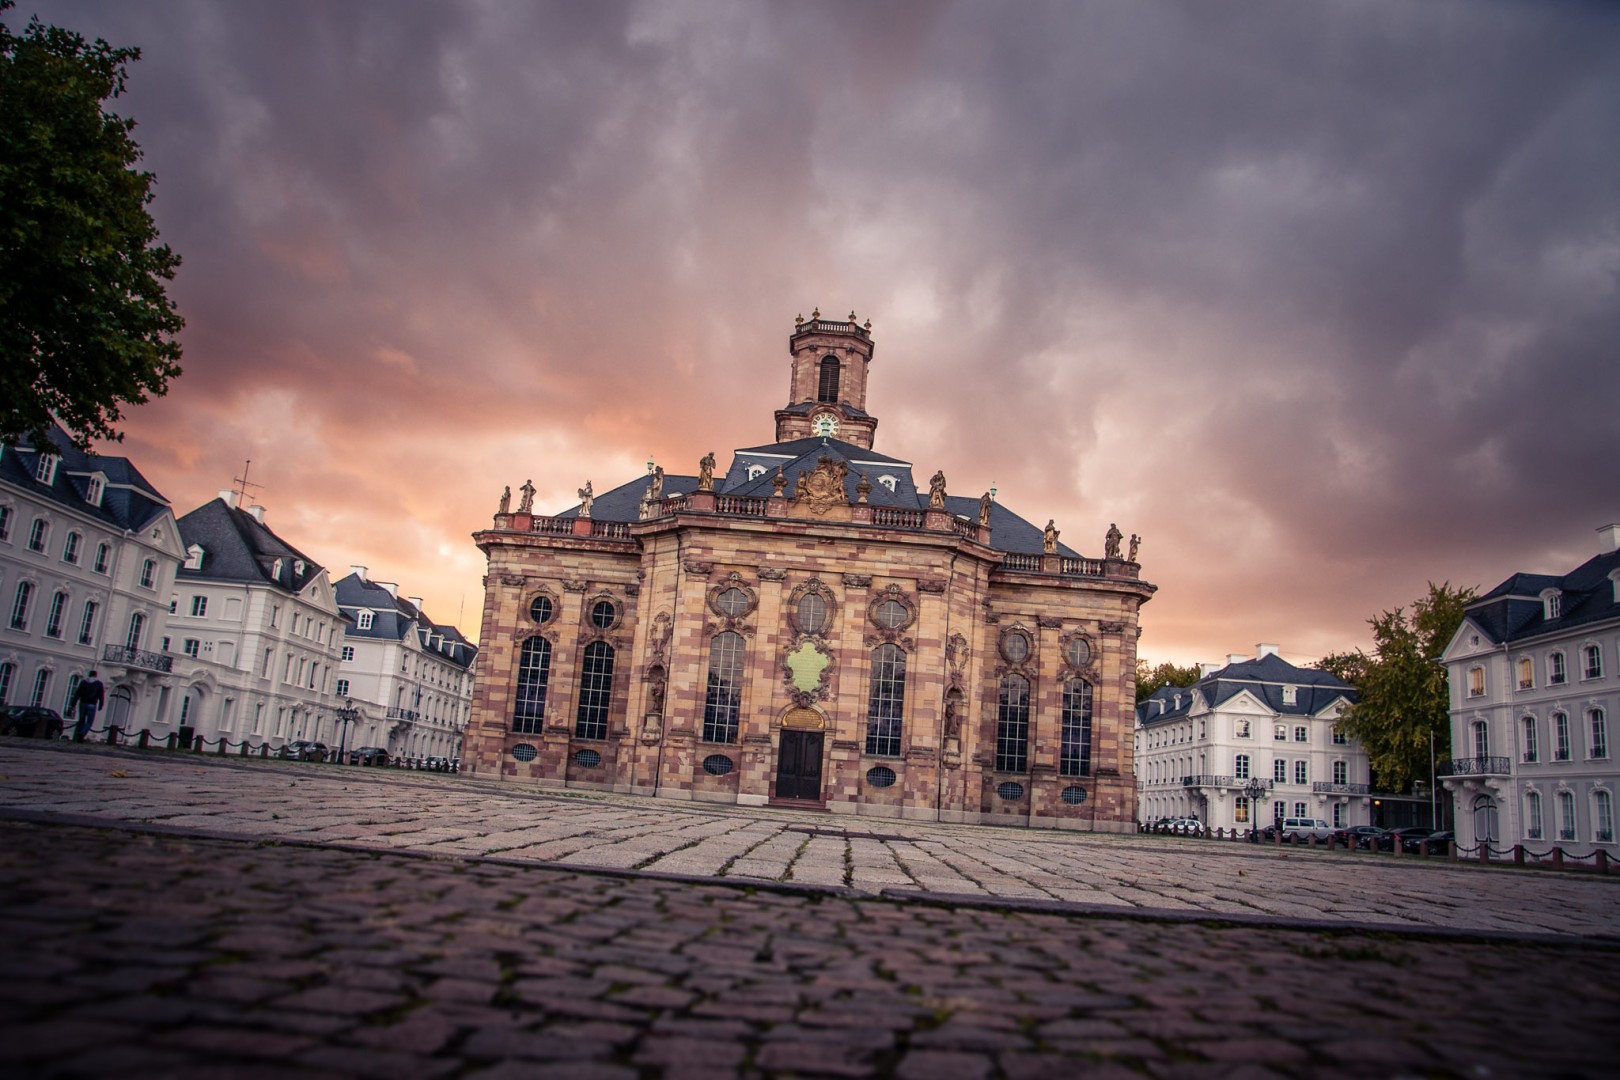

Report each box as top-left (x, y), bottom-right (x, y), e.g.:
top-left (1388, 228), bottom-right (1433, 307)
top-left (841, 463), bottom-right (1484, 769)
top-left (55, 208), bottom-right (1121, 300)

top-left (232, 460), bottom-right (265, 502)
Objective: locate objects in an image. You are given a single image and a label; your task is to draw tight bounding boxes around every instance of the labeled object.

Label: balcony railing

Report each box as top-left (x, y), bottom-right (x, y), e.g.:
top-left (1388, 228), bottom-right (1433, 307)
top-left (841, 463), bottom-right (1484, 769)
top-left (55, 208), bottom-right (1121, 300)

top-left (1312, 781), bottom-right (1371, 795)
top-left (102, 644), bottom-right (172, 673)
top-left (1182, 774), bottom-right (1272, 790)
top-left (386, 707), bottom-right (420, 722)
top-left (1441, 756), bottom-right (1512, 777)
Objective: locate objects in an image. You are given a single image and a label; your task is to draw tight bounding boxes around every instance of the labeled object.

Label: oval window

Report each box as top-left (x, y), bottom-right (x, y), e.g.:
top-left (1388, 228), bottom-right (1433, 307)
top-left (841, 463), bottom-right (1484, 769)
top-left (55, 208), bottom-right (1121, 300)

top-left (874, 598), bottom-right (908, 629)
top-left (511, 743), bottom-right (538, 762)
top-left (1061, 785), bottom-right (1088, 805)
top-left (797, 593), bottom-right (828, 634)
top-left (1004, 632), bottom-right (1030, 664)
top-left (574, 749), bottom-right (602, 768)
top-left (529, 595), bottom-right (553, 624)
top-left (866, 766), bottom-right (897, 788)
top-left (1066, 637), bottom-right (1090, 667)
top-left (716, 587), bottom-right (750, 617)
top-left (996, 781), bottom-right (1026, 802)
top-left (703, 754), bottom-right (735, 776)
top-left (591, 600), bottom-right (616, 629)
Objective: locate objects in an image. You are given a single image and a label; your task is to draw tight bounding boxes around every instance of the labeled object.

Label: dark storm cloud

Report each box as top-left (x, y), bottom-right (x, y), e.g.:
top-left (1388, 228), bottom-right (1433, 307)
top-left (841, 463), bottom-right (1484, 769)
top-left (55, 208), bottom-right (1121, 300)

top-left (16, 0), bottom-right (1619, 658)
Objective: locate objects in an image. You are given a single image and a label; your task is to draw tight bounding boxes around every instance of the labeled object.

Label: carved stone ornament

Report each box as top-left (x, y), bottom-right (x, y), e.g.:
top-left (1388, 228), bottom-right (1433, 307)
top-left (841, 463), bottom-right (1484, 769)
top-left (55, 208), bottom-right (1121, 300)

top-left (855, 473), bottom-right (871, 503)
top-left (561, 579), bottom-right (587, 592)
top-left (648, 612), bottom-right (673, 662)
top-left (757, 567), bottom-right (787, 581)
top-left (863, 632), bottom-right (916, 652)
top-left (916, 578), bottom-right (947, 594)
top-left (684, 561), bottom-right (715, 577)
top-left (1037, 615), bottom-right (1063, 629)
top-left (999, 623), bottom-right (1037, 667)
top-left (624, 583), bottom-right (641, 597)
top-left (786, 578), bottom-right (837, 637)
top-left (780, 706), bottom-right (826, 731)
top-left (945, 633), bottom-right (971, 674)
top-left (1098, 620), bottom-right (1126, 634)
top-left (1059, 630), bottom-right (1096, 676)
top-left (500, 573), bottom-right (526, 587)
top-left (842, 573), bottom-right (872, 588)
top-left (772, 465), bottom-right (787, 495)
top-left (793, 455), bottom-right (851, 516)
top-left (866, 584), bottom-right (916, 641)
top-left (783, 639), bottom-right (834, 705)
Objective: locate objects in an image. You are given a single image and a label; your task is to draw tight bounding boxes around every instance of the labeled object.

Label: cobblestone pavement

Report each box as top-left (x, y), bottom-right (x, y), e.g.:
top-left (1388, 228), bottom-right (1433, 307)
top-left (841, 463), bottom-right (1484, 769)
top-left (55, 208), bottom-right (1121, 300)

top-left (3, 742), bottom-right (1618, 939)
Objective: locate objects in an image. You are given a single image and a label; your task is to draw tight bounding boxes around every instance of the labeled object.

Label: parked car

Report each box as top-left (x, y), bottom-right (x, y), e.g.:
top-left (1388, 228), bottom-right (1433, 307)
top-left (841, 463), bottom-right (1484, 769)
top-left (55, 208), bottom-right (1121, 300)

top-left (1334, 824), bottom-right (1389, 850)
top-left (1280, 817), bottom-right (1334, 842)
top-left (349, 746), bottom-right (390, 766)
top-left (278, 740), bottom-right (328, 761)
top-left (1163, 817), bottom-right (1204, 834)
top-left (1406, 829), bottom-right (1452, 855)
top-left (0, 705), bottom-right (65, 740)
top-left (424, 756), bottom-right (452, 773)
top-left (1385, 826), bottom-right (1437, 852)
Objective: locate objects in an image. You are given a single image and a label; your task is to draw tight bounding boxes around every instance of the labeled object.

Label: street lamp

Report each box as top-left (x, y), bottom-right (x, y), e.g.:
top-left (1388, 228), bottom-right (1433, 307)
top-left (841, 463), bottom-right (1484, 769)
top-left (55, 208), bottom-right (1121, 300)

top-left (335, 698), bottom-right (360, 765)
top-left (1243, 776), bottom-right (1268, 844)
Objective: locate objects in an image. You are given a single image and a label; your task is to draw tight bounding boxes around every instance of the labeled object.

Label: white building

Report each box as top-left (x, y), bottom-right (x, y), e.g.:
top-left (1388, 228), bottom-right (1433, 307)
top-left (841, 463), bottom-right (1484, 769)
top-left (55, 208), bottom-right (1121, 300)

top-left (332, 567), bottom-right (476, 762)
top-left (1, 430), bottom-right (183, 731)
top-left (1135, 645), bottom-right (1366, 833)
top-left (1440, 524), bottom-right (1620, 859)
top-left (142, 491), bottom-right (344, 751)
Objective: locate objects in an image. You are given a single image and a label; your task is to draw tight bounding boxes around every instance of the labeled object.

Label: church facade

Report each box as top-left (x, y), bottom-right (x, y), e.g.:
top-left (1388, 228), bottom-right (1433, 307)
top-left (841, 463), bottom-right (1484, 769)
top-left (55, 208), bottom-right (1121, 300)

top-left (463, 313), bottom-right (1155, 829)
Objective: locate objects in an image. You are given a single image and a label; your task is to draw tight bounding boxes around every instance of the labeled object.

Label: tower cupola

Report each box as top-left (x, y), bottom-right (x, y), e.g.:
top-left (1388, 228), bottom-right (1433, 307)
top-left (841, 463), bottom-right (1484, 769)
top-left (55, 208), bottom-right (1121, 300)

top-left (775, 309), bottom-right (878, 449)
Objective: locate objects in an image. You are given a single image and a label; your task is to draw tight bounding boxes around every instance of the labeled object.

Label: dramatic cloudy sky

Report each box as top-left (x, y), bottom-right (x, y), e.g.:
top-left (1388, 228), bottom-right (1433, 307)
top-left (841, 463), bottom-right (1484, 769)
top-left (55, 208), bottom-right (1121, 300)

top-left (19, 0), bottom-right (1619, 664)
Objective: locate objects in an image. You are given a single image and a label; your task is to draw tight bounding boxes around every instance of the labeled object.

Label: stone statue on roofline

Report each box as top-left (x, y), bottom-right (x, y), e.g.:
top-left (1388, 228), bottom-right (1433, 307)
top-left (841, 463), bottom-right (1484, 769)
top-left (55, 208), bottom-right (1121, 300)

top-left (1129, 533), bottom-right (1140, 562)
top-left (648, 465), bottom-right (664, 503)
top-left (498, 485), bottom-right (511, 515)
top-left (978, 491), bottom-right (992, 527)
top-left (697, 451), bottom-right (716, 492)
top-left (517, 479), bottom-right (536, 514)
top-left (1105, 522), bottom-right (1123, 560)
top-left (577, 480), bottom-right (594, 519)
top-left (928, 470), bottom-right (947, 509)
top-left (1043, 520), bottom-right (1059, 554)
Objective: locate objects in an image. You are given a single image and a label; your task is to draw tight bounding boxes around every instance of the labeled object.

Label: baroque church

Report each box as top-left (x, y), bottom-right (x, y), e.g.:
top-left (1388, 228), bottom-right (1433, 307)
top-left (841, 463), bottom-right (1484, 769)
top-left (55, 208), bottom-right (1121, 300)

top-left (464, 312), bottom-right (1155, 829)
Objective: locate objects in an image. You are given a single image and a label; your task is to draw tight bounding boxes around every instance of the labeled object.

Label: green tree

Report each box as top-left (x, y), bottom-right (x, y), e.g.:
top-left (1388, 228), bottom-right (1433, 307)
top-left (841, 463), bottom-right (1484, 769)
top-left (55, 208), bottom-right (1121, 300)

top-left (1136, 659), bottom-right (1201, 702)
top-left (1, 0), bottom-right (182, 450)
top-left (1320, 582), bottom-right (1476, 793)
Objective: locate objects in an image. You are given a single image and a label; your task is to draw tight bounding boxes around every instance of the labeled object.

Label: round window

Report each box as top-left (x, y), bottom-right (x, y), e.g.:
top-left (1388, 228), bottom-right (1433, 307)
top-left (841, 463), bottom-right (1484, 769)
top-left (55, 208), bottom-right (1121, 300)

top-left (529, 595), bottom-right (553, 624)
top-left (590, 600), bottom-right (616, 629)
top-left (874, 598), bottom-right (908, 629)
top-left (1061, 785), bottom-right (1088, 805)
top-left (511, 743), bottom-right (538, 762)
top-left (574, 749), bottom-right (602, 769)
top-left (866, 766), bottom-right (897, 788)
top-left (715, 587), bottom-right (750, 617)
top-left (1004, 631), bottom-right (1030, 664)
top-left (1066, 636), bottom-right (1090, 667)
top-left (703, 754), bottom-right (735, 776)
top-left (997, 781), bottom-right (1026, 802)
top-left (797, 593), bottom-right (828, 634)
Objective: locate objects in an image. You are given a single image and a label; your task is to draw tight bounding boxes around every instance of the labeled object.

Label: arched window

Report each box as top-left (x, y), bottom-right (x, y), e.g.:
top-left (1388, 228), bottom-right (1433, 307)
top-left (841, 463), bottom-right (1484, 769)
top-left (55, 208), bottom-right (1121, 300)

top-left (1554, 713), bottom-right (1571, 760)
top-left (512, 637), bottom-right (552, 734)
top-left (1595, 791), bottom-right (1614, 843)
top-left (1557, 791), bottom-right (1577, 841)
top-left (1521, 716), bottom-right (1538, 762)
top-left (1060, 678), bottom-right (1092, 777)
top-left (1583, 644), bottom-right (1603, 680)
top-left (574, 641), bottom-right (615, 740)
top-left (1472, 720), bottom-right (1490, 760)
top-left (703, 632), bottom-right (745, 744)
top-left (9, 581), bottom-right (32, 630)
top-left (865, 643), bottom-right (906, 757)
top-left (0, 662), bottom-right (13, 705)
top-left (1591, 708), bottom-right (1608, 759)
top-left (1525, 791), bottom-right (1543, 840)
top-left (44, 591), bottom-right (66, 638)
top-left (125, 611), bottom-right (145, 651)
top-left (817, 356), bottom-right (840, 403)
top-left (996, 673), bottom-right (1030, 773)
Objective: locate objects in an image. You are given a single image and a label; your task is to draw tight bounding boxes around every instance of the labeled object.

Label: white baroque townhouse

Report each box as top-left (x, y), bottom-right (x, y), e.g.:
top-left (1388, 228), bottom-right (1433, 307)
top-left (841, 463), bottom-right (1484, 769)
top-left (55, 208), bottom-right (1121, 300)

top-left (1, 429), bottom-right (184, 730)
top-left (1135, 646), bottom-right (1366, 833)
top-left (332, 567), bottom-right (476, 761)
top-left (1441, 524), bottom-right (1620, 859)
top-left (144, 491), bottom-right (344, 750)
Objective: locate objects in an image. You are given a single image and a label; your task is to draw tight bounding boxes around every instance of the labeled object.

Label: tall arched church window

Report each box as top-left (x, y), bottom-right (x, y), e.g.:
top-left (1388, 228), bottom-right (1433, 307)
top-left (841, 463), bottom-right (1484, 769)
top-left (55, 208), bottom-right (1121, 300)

top-left (703, 632), bottom-right (745, 744)
top-left (996, 673), bottom-right (1030, 773)
top-left (575, 641), bottom-right (615, 740)
top-left (817, 356), bottom-right (840, 403)
top-left (865, 643), bottom-right (906, 756)
top-left (1060, 678), bottom-right (1093, 777)
top-left (513, 637), bottom-right (552, 734)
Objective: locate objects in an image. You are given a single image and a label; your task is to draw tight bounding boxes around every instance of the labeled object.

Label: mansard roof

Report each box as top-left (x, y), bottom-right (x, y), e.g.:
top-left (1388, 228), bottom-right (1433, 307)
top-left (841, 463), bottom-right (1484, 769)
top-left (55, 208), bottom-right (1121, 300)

top-left (332, 571), bottom-right (479, 668)
top-left (1, 426), bottom-right (171, 534)
top-left (1136, 652), bottom-right (1355, 727)
top-left (1463, 548), bottom-right (1620, 645)
top-left (175, 498), bottom-right (324, 593)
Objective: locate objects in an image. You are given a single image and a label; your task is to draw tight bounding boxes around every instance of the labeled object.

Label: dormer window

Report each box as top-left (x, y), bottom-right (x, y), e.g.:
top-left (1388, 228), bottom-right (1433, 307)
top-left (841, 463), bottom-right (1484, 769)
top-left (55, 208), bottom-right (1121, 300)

top-left (184, 544), bottom-right (205, 570)
top-left (34, 454), bottom-right (58, 485)
top-left (85, 474), bottom-right (105, 506)
top-left (1282, 685), bottom-right (1297, 705)
top-left (1542, 590), bottom-right (1562, 621)
top-left (293, 559), bottom-right (305, 576)
top-left (878, 475), bottom-right (897, 493)
top-left (747, 464), bottom-right (766, 481)
top-left (357, 611), bottom-right (374, 630)
top-left (271, 558), bottom-right (283, 580)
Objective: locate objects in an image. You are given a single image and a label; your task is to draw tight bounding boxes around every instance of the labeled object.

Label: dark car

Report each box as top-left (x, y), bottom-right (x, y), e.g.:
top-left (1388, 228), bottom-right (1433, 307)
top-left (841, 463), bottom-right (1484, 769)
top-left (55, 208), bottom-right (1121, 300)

top-left (349, 746), bottom-right (390, 766)
top-left (1334, 824), bottom-right (1389, 850)
top-left (279, 740), bottom-right (328, 761)
top-left (424, 756), bottom-right (450, 773)
top-left (0, 705), bottom-right (66, 740)
top-left (1386, 826), bottom-right (1437, 852)
top-left (1407, 830), bottom-right (1452, 855)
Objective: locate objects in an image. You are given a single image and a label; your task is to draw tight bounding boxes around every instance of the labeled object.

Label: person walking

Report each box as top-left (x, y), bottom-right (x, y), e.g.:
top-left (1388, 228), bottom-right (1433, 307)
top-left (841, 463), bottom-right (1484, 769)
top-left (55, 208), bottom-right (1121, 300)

top-left (72, 671), bottom-right (105, 742)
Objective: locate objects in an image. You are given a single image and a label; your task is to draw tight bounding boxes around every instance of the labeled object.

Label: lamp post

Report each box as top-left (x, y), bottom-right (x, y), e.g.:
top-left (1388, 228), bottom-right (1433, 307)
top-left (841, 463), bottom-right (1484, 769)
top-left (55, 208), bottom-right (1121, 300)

top-left (1243, 776), bottom-right (1269, 844)
top-left (335, 698), bottom-right (360, 765)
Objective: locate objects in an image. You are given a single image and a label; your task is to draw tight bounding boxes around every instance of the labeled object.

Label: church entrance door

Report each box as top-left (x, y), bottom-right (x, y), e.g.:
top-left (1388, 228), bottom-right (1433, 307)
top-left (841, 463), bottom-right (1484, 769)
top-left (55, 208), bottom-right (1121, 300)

top-left (775, 730), bottom-right (824, 801)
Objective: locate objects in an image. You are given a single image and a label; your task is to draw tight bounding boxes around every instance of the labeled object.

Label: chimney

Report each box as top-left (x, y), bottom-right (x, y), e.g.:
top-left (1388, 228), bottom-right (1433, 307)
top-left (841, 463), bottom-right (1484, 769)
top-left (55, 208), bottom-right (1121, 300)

top-left (217, 488), bottom-right (238, 508)
top-left (1256, 643), bottom-right (1280, 659)
top-left (247, 505), bottom-right (266, 523)
top-left (350, 565), bottom-right (368, 582)
top-left (378, 581), bottom-right (398, 599)
top-left (1200, 662), bottom-right (1221, 678)
top-left (1227, 653), bottom-right (1247, 665)
top-left (1599, 524), bottom-right (1620, 555)
top-left (409, 597), bottom-right (424, 613)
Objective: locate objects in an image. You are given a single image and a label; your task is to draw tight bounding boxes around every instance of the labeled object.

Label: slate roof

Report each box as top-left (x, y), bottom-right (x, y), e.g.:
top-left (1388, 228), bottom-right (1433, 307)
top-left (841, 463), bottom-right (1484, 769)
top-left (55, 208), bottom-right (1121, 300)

top-left (1463, 548), bottom-right (1620, 644)
top-left (550, 436), bottom-right (1079, 557)
top-left (1, 426), bottom-right (171, 534)
top-left (333, 572), bottom-right (477, 668)
top-left (175, 498), bottom-right (324, 593)
top-left (1136, 653), bottom-right (1356, 727)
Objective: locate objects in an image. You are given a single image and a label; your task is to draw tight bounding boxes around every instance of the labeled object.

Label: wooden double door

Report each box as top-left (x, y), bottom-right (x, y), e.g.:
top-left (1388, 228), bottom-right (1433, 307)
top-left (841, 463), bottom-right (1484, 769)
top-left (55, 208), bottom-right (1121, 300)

top-left (775, 729), bottom-right (824, 801)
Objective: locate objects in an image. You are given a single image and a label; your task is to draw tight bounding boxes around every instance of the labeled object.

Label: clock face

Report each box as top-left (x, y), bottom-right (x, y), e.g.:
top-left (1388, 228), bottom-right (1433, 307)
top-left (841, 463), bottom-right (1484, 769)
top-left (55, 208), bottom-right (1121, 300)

top-left (812, 414), bottom-right (839, 437)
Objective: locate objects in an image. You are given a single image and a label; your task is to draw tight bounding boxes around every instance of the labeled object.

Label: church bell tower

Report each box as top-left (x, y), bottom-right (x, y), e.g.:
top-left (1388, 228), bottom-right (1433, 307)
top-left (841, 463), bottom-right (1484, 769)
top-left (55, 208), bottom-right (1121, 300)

top-left (775, 309), bottom-right (878, 449)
